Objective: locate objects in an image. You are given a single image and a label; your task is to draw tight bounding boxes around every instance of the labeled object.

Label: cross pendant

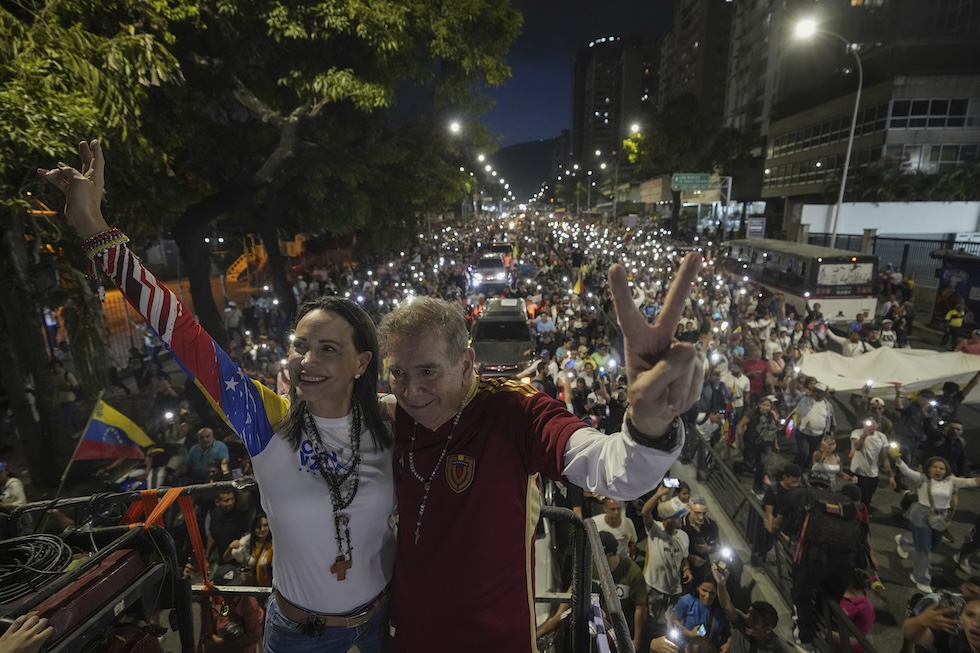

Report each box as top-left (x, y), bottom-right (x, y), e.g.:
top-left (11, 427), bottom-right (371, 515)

top-left (330, 555), bottom-right (352, 581)
top-left (414, 527), bottom-right (420, 544)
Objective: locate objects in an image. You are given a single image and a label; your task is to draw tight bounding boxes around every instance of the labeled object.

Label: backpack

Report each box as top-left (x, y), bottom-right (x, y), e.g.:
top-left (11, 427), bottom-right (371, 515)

top-left (795, 488), bottom-right (863, 559)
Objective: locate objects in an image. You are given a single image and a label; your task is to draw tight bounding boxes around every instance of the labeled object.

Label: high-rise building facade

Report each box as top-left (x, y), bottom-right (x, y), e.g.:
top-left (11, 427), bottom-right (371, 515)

top-left (657, 0), bottom-right (734, 127)
top-left (571, 37), bottom-right (658, 170)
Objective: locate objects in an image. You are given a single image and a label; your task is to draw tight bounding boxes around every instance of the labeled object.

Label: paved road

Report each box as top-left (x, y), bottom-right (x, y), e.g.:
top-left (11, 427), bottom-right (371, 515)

top-left (704, 325), bottom-right (980, 653)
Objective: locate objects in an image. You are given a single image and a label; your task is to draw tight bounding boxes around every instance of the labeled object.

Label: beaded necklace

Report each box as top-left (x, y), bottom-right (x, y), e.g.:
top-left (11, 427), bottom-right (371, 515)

top-left (408, 399), bottom-right (467, 544)
top-left (301, 401), bottom-right (361, 580)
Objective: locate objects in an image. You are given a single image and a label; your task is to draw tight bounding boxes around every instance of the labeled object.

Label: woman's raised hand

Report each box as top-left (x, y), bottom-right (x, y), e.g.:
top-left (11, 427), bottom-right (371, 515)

top-left (37, 139), bottom-right (110, 239)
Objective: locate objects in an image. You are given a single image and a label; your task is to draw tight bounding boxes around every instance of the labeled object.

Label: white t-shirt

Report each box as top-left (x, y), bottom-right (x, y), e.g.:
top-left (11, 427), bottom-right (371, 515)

top-left (798, 400), bottom-right (830, 436)
top-left (722, 373), bottom-right (751, 408)
top-left (591, 515), bottom-right (638, 558)
top-left (849, 429), bottom-right (888, 477)
top-left (254, 415), bottom-right (396, 614)
top-left (643, 525), bottom-right (690, 595)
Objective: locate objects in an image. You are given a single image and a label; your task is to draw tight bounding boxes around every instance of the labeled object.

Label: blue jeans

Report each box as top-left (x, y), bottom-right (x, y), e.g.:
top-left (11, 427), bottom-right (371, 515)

top-left (900, 503), bottom-right (943, 586)
top-left (264, 593), bottom-right (388, 653)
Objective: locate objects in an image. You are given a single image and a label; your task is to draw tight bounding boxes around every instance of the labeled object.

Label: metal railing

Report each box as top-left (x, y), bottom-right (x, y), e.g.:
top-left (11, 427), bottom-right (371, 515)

top-left (687, 428), bottom-right (877, 653)
top-left (537, 504), bottom-right (635, 653)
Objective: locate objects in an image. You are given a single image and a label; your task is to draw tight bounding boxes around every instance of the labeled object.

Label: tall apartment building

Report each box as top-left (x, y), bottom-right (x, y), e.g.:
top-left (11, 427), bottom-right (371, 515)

top-left (571, 38), bottom-right (658, 170)
top-left (657, 0), bottom-right (734, 128)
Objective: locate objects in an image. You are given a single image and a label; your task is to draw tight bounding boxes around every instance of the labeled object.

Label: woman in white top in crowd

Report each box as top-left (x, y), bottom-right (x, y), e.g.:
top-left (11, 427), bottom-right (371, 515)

top-left (893, 455), bottom-right (980, 593)
top-left (810, 435), bottom-right (856, 491)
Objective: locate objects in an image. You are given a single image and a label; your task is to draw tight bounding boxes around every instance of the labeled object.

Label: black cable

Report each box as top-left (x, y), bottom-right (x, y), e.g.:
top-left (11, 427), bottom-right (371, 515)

top-left (0, 534), bottom-right (73, 604)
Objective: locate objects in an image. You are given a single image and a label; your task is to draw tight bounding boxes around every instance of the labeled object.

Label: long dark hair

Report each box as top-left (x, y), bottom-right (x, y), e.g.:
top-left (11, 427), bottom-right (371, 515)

top-left (251, 512), bottom-right (271, 543)
top-left (278, 296), bottom-right (392, 451)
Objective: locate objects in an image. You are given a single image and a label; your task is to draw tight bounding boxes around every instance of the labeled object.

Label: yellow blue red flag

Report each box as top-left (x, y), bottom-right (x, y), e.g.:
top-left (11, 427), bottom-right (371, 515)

top-left (75, 400), bottom-right (155, 460)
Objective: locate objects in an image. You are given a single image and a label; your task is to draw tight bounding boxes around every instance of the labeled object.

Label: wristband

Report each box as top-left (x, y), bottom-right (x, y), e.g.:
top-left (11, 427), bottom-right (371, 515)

top-left (82, 228), bottom-right (130, 260)
top-left (625, 414), bottom-right (684, 452)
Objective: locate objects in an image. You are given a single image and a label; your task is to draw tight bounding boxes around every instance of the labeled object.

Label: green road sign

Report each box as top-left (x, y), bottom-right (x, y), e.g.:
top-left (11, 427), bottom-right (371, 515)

top-left (671, 173), bottom-right (711, 191)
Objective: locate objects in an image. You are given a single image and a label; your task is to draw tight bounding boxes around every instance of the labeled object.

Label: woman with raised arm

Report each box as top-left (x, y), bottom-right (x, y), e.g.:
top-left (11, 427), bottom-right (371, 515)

top-left (892, 453), bottom-right (980, 594)
top-left (39, 140), bottom-right (394, 653)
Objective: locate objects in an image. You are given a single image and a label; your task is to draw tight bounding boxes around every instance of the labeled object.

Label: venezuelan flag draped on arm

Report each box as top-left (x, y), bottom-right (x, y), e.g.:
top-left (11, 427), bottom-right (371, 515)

top-left (75, 400), bottom-right (155, 460)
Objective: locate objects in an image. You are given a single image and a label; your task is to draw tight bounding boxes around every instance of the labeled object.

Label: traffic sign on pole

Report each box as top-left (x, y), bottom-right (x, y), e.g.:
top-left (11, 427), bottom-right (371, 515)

top-left (671, 173), bottom-right (711, 191)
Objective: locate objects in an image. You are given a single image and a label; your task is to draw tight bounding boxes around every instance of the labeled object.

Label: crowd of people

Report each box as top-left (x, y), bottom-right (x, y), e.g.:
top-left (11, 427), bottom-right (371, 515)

top-left (1, 138), bottom-right (975, 653)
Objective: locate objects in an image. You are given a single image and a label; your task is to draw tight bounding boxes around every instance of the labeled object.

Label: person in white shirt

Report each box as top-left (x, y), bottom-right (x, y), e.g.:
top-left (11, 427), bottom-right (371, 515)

top-left (849, 418), bottom-right (895, 509)
top-left (893, 455), bottom-right (980, 593)
top-left (763, 331), bottom-right (782, 361)
top-left (640, 487), bottom-right (692, 644)
top-left (590, 498), bottom-right (638, 559)
top-left (0, 462), bottom-right (27, 513)
top-left (825, 328), bottom-right (871, 357)
top-left (722, 363), bottom-right (751, 424)
top-left (879, 319), bottom-right (899, 348)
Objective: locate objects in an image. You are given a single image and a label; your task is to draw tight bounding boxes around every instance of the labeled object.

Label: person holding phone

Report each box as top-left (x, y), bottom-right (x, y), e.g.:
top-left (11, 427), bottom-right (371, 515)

top-left (670, 576), bottom-right (729, 649)
top-left (904, 594), bottom-right (980, 652)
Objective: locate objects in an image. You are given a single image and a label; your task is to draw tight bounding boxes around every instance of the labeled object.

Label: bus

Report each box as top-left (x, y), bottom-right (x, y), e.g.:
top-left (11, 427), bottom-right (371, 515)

top-left (722, 239), bottom-right (879, 323)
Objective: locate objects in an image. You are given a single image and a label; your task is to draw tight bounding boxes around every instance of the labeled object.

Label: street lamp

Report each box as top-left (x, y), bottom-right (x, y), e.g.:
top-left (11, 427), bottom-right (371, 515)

top-left (796, 19), bottom-right (863, 250)
top-left (449, 121), bottom-right (461, 134)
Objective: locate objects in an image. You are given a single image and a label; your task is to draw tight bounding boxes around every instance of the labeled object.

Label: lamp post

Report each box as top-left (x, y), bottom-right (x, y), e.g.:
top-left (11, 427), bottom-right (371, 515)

top-left (796, 19), bottom-right (863, 250)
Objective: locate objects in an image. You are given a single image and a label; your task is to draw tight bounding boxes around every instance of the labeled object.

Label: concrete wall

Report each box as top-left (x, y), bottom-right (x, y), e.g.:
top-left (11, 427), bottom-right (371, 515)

top-left (800, 202), bottom-right (980, 236)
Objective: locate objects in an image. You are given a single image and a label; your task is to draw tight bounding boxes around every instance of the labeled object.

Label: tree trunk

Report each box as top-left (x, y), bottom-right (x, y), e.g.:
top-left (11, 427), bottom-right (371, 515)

top-left (254, 177), bottom-right (304, 319)
top-left (0, 213), bottom-right (74, 486)
top-left (171, 195), bottom-right (241, 350)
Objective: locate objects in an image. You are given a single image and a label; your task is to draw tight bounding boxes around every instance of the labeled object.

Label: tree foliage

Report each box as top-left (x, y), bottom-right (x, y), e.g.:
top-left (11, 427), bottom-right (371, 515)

top-left (0, 0), bottom-right (186, 484)
top-left (845, 161), bottom-right (980, 203)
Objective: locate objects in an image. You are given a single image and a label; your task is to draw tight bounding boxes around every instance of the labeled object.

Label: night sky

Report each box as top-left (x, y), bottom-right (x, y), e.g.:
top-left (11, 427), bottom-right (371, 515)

top-left (484, 0), bottom-right (675, 147)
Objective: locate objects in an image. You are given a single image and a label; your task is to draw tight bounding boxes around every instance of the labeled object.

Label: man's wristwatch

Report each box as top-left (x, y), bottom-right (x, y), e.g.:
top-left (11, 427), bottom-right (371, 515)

top-left (624, 414), bottom-right (685, 452)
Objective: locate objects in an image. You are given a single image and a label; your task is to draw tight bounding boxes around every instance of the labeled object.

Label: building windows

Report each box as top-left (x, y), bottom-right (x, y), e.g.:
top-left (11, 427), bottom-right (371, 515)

top-left (769, 102), bottom-right (891, 157)
top-left (885, 143), bottom-right (980, 173)
top-left (889, 97), bottom-right (973, 129)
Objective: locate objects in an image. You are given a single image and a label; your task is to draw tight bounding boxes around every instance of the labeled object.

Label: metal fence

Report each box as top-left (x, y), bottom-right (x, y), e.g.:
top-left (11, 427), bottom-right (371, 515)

top-left (688, 430), bottom-right (876, 653)
top-left (808, 233), bottom-right (980, 289)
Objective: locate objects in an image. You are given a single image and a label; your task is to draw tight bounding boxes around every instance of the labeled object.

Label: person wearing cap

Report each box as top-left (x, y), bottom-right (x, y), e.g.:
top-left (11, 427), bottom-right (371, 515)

top-left (879, 319), bottom-right (898, 348)
top-left (849, 417), bottom-right (895, 509)
top-left (0, 462), bottom-right (27, 514)
top-left (955, 329), bottom-right (980, 355)
top-left (864, 397), bottom-right (894, 437)
top-left (599, 529), bottom-right (649, 648)
top-left (935, 374), bottom-right (980, 423)
top-left (794, 382), bottom-right (836, 470)
top-left (641, 486), bottom-right (693, 646)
